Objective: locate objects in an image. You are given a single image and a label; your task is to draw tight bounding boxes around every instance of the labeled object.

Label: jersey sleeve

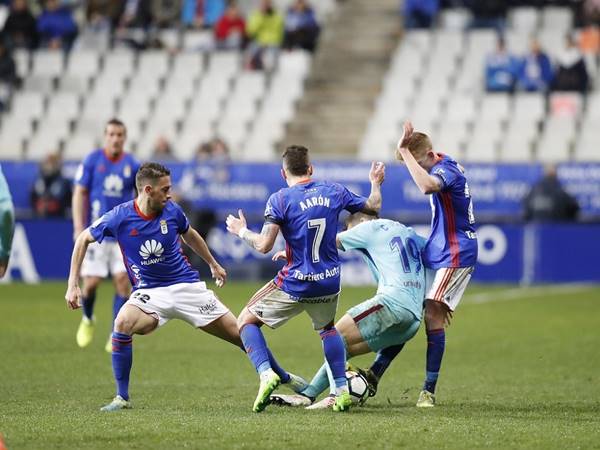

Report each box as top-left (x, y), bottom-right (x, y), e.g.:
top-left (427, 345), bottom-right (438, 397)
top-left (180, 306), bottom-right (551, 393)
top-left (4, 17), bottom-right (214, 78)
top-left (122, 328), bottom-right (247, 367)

top-left (337, 183), bottom-right (367, 213)
top-left (89, 207), bottom-right (120, 243)
top-left (337, 221), bottom-right (373, 251)
top-left (431, 164), bottom-right (459, 191)
top-left (74, 153), bottom-right (95, 189)
top-left (264, 191), bottom-right (284, 225)
top-left (172, 202), bottom-right (190, 234)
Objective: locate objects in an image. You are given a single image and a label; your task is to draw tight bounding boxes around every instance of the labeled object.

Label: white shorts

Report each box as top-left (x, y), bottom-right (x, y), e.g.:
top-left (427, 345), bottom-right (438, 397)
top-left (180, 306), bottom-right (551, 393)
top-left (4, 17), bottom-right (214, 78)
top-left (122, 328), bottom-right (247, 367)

top-left (81, 240), bottom-right (126, 278)
top-left (127, 282), bottom-right (230, 328)
top-left (425, 267), bottom-right (474, 312)
top-left (247, 282), bottom-right (339, 330)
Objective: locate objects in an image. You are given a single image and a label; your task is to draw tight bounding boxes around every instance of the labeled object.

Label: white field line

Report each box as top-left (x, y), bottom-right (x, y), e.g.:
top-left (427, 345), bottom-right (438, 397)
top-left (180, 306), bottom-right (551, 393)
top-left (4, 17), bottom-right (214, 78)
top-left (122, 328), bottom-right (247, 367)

top-left (464, 284), bottom-right (598, 304)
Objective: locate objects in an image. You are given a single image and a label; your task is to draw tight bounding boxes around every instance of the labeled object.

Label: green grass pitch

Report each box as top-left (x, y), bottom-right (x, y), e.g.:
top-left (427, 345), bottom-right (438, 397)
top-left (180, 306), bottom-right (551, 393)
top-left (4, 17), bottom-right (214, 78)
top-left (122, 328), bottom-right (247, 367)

top-left (1, 281), bottom-right (599, 449)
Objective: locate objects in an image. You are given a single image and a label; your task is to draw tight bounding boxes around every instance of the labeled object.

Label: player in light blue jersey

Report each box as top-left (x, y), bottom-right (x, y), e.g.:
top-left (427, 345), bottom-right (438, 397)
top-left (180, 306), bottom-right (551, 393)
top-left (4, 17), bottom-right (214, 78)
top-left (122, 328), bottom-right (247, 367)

top-left (65, 163), bottom-right (242, 411)
top-left (72, 118), bottom-right (141, 352)
top-left (226, 145), bottom-right (385, 412)
top-left (396, 122), bottom-right (478, 407)
top-left (270, 212), bottom-right (426, 408)
top-left (0, 164), bottom-right (15, 278)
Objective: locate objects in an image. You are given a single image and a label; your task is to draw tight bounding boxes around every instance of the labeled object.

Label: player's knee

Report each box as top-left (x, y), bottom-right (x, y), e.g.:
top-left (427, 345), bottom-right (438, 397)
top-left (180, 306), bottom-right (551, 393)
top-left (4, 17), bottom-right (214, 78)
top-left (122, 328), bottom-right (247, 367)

top-left (424, 301), bottom-right (445, 328)
top-left (237, 308), bottom-right (253, 330)
top-left (114, 314), bottom-right (134, 334)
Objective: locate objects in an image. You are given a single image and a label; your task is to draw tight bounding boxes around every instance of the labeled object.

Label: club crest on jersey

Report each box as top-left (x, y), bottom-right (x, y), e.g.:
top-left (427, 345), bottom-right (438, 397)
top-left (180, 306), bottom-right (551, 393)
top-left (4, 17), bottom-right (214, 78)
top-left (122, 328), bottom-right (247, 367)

top-left (160, 220), bottom-right (168, 234)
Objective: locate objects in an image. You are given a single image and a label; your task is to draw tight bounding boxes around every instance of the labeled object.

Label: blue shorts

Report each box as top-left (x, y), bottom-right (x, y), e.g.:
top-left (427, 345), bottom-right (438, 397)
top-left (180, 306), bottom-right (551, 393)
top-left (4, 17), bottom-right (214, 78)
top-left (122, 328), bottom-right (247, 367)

top-left (346, 294), bottom-right (421, 352)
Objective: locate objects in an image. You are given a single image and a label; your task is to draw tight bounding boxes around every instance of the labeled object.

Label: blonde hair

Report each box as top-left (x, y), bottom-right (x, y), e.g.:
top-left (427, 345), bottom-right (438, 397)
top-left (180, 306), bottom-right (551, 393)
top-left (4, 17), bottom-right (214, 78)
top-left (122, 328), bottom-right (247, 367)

top-left (406, 132), bottom-right (433, 158)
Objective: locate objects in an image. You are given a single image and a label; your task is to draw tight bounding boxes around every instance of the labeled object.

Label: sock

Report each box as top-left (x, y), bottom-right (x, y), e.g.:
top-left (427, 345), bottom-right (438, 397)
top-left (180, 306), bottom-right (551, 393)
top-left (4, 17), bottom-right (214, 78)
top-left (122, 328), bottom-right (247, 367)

top-left (424, 328), bottom-right (445, 394)
top-left (370, 343), bottom-right (405, 380)
top-left (112, 294), bottom-right (127, 323)
top-left (240, 324), bottom-right (271, 374)
top-left (320, 327), bottom-right (347, 392)
top-left (81, 291), bottom-right (97, 320)
top-left (266, 348), bottom-right (290, 383)
top-left (300, 362), bottom-right (329, 399)
top-left (111, 332), bottom-right (133, 400)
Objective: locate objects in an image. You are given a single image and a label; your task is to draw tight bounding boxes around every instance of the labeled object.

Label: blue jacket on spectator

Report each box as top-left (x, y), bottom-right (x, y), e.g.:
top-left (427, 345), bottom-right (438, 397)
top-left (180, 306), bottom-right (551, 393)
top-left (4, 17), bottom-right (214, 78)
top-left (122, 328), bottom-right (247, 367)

top-left (285, 5), bottom-right (318, 31)
top-left (518, 52), bottom-right (554, 92)
top-left (485, 51), bottom-right (520, 92)
top-left (37, 6), bottom-right (77, 43)
top-left (403, 0), bottom-right (439, 29)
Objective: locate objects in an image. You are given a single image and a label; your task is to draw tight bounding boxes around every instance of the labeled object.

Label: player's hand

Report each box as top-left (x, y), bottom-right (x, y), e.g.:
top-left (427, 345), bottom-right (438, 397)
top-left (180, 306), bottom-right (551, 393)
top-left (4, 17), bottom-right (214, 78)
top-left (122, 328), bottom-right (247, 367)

top-left (271, 250), bottom-right (286, 261)
top-left (395, 121), bottom-right (414, 161)
top-left (65, 284), bottom-right (82, 310)
top-left (226, 209), bottom-right (247, 236)
top-left (369, 161), bottom-right (385, 185)
top-left (210, 262), bottom-right (227, 287)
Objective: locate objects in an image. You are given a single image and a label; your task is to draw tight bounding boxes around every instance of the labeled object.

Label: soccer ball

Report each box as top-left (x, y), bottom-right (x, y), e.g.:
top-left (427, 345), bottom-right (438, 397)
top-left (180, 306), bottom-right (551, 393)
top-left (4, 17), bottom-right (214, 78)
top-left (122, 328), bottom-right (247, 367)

top-left (346, 370), bottom-right (369, 405)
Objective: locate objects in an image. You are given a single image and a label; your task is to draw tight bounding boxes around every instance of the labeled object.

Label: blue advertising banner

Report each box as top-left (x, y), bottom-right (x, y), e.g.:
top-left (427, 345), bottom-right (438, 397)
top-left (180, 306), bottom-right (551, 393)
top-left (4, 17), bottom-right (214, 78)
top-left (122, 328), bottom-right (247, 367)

top-left (2, 161), bottom-right (600, 221)
top-left (3, 220), bottom-right (599, 284)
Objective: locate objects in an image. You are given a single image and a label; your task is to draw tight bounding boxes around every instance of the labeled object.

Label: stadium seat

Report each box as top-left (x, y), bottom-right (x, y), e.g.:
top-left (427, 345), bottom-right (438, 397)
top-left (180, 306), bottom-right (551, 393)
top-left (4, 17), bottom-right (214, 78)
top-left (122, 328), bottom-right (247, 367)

top-left (541, 6), bottom-right (573, 33)
top-left (549, 92), bottom-right (583, 118)
top-left (505, 30), bottom-right (531, 55)
top-left (137, 50), bottom-right (171, 79)
top-left (513, 94), bottom-right (546, 123)
top-left (172, 52), bottom-right (204, 80)
top-left (31, 50), bottom-right (64, 78)
top-left (63, 133), bottom-right (97, 161)
top-left (13, 49), bottom-right (30, 79)
top-left (65, 50), bottom-right (101, 79)
top-left (104, 50), bottom-right (136, 78)
top-left (47, 92), bottom-right (81, 121)
top-left (10, 91), bottom-right (45, 121)
top-left (509, 7), bottom-right (539, 33)
top-left (439, 8), bottom-right (472, 30)
top-left (182, 30), bottom-right (214, 51)
top-left (479, 94), bottom-right (511, 122)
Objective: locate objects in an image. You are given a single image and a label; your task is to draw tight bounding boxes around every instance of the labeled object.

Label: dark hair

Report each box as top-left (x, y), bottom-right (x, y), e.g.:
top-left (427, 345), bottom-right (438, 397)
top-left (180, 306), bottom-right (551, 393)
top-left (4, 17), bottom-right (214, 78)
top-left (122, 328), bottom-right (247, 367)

top-left (344, 211), bottom-right (378, 229)
top-left (105, 118), bottom-right (126, 132)
top-left (282, 145), bottom-right (310, 176)
top-left (135, 162), bottom-right (170, 191)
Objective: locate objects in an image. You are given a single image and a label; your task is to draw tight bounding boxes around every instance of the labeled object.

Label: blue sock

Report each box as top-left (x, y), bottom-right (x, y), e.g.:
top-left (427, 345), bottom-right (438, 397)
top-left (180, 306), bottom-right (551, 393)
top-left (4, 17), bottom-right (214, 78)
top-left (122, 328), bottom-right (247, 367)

top-left (370, 344), bottom-right (405, 379)
top-left (424, 328), bottom-right (445, 394)
top-left (320, 327), bottom-right (346, 389)
top-left (266, 347), bottom-right (290, 383)
top-left (81, 292), bottom-right (97, 320)
top-left (240, 324), bottom-right (271, 374)
top-left (111, 332), bottom-right (133, 400)
top-left (112, 294), bottom-right (127, 323)
top-left (301, 362), bottom-right (329, 399)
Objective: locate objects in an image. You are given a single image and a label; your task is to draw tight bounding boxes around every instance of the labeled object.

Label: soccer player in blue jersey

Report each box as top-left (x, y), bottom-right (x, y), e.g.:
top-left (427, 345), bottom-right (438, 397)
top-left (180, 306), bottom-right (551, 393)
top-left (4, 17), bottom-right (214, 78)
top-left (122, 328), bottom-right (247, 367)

top-left (0, 164), bottom-right (15, 278)
top-left (72, 119), bottom-right (140, 352)
top-left (394, 121), bottom-right (478, 407)
top-left (270, 212), bottom-right (427, 409)
top-left (65, 162), bottom-right (241, 411)
top-left (226, 145), bottom-right (385, 412)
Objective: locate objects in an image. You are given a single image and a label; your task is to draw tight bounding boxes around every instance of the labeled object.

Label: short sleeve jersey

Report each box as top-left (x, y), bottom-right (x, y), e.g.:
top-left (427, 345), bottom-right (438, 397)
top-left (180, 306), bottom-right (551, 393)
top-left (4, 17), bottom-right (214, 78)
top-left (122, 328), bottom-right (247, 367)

top-left (265, 180), bottom-right (367, 299)
top-left (425, 154), bottom-right (478, 269)
top-left (338, 219), bottom-right (426, 321)
top-left (89, 200), bottom-right (200, 290)
top-left (75, 149), bottom-right (140, 225)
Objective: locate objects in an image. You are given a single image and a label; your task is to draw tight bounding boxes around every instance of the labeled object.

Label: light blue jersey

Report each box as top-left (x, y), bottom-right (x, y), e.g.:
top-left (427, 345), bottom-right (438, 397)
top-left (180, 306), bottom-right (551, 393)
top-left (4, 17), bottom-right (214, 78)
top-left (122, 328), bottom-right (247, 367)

top-left (338, 219), bottom-right (426, 321)
top-left (0, 164), bottom-right (12, 203)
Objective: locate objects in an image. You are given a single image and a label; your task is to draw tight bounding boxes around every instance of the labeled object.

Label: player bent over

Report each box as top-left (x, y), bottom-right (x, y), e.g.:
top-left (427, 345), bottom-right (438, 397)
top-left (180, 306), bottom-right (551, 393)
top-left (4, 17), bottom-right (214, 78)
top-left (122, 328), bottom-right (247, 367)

top-left (65, 162), bottom-right (242, 411)
top-left (226, 145), bottom-right (384, 412)
top-left (270, 212), bottom-right (426, 408)
top-left (394, 122), bottom-right (478, 407)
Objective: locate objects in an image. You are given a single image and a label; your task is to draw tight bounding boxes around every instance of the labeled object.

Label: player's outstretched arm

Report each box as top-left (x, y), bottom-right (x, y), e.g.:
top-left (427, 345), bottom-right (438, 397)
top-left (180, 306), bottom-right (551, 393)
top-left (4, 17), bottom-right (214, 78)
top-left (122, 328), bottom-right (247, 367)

top-left (396, 122), bottom-right (441, 195)
top-left (362, 161), bottom-right (385, 215)
top-left (65, 229), bottom-right (95, 310)
top-left (226, 209), bottom-right (280, 254)
top-left (71, 185), bottom-right (89, 241)
top-left (181, 227), bottom-right (226, 287)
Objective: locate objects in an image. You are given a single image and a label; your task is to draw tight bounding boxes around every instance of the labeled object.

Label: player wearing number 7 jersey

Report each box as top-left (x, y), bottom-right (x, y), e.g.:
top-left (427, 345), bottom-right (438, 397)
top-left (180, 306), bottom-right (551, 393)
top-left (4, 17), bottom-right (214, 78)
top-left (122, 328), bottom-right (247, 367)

top-left (226, 145), bottom-right (385, 413)
top-left (395, 121), bottom-right (478, 407)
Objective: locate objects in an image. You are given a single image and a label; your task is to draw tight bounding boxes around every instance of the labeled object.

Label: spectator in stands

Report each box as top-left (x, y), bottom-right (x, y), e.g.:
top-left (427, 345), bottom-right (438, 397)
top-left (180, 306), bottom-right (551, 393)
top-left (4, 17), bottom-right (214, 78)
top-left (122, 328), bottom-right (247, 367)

top-left (37, 0), bottom-right (78, 51)
top-left (214, 1), bottom-right (246, 50)
top-left (523, 165), bottom-right (580, 222)
top-left (2, 0), bottom-right (39, 50)
top-left (151, 136), bottom-right (179, 162)
top-left (552, 34), bottom-right (589, 93)
top-left (465, 0), bottom-right (507, 31)
top-left (0, 40), bottom-right (18, 110)
top-left (86, 1), bottom-right (125, 30)
top-left (578, 24), bottom-right (599, 55)
top-left (246, 0), bottom-right (284, 70)
top-left (30, 153), bottom-right (72, 218)
top-left (517, 39), bottom-right (553, 92)
top-left (118, 0), bottom-right (153, 30)
top-left (181, 0), bottom-right (226, 29)
top-left (151, 0), bottom-right (182, 28)
top-left (283, 0), bottom-right (320, 52)
top-left (402, 0), bottom-right (439, 29)
top-left (195, 137), bottom-right (230, 162)
top-left (485, 37), bottom-right (520, 92)
top-left (583, 0), bottom-right (600, 25)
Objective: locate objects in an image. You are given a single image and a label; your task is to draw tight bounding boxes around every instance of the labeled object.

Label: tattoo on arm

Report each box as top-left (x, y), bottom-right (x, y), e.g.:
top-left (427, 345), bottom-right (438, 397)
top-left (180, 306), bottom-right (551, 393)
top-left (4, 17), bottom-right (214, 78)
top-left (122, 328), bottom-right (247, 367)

top-left (243, 223), bottom-right (278, 252)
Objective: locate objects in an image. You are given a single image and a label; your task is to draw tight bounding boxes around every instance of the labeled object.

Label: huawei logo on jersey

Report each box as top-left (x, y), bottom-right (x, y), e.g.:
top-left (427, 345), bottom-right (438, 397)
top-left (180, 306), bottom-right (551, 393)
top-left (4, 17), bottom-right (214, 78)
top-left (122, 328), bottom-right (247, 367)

top-left (103, 174), bottom-right (124, 197)
top-left (139, 239), bottom-right (165, 265)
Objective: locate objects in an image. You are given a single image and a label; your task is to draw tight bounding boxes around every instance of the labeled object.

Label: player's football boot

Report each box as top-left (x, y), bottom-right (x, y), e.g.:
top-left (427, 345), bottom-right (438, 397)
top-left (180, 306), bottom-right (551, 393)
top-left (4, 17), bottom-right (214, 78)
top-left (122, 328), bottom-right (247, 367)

top-left (284, 372), bottom-right (309, 393)
top-left (104, 334), bottom-right (113, 353)
top-left (347, 363), bottom-right (379, 398)
top-left (332, 392), bottom-right (353, 412)
top-left (76, 316), bottom-right (95, 348)
top-left (416, 390), bottom-right (435, 408)
top-left (305, 395), bottom-right (335, 410)
top-left (270, 394), bottom-right (313, 407)
top-left (253, 369), bottom-right (280, 413)
top-left (100, 395), bottom-right (132, 412)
